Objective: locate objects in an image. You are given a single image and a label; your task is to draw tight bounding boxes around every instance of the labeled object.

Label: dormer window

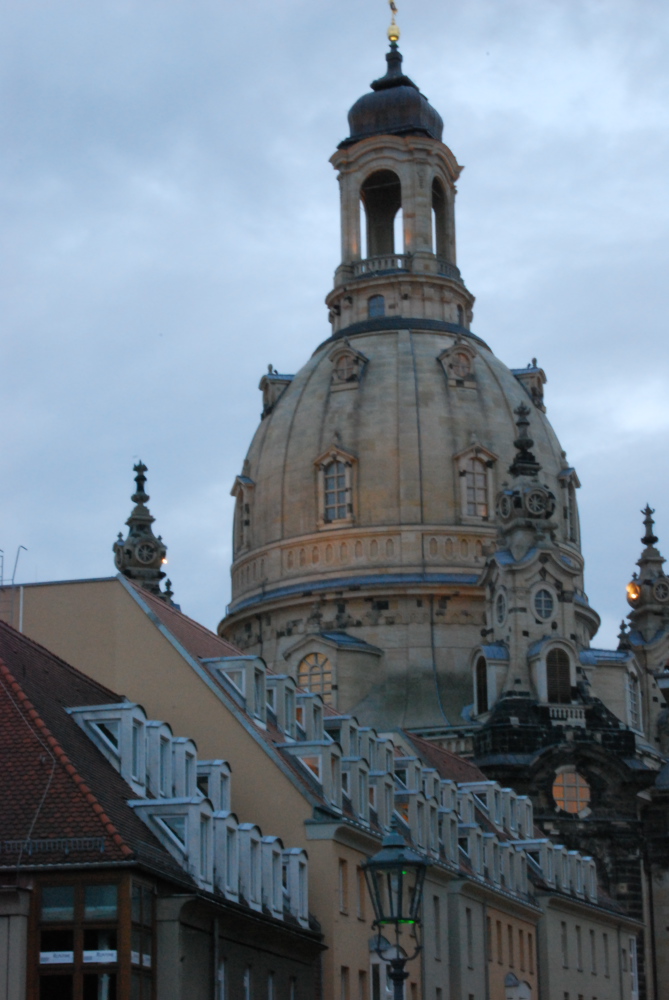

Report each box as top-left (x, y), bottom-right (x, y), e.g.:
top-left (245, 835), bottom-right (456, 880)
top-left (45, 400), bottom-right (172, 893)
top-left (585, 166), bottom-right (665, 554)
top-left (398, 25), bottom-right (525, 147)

top-left (465, 457), bottom-right (487, 516)
top-left (439, 340), bottom-right (477, 388)
top-left (315, 445), bottom-right (356, 528)
top-left (329, 341), bottom-right (368, 390)
top-left (547, 648), bottom-right (571, 703)
top-left (627, 672), bottom-right (641, 730)
top-left (455, 445), bottom-right (496, 521)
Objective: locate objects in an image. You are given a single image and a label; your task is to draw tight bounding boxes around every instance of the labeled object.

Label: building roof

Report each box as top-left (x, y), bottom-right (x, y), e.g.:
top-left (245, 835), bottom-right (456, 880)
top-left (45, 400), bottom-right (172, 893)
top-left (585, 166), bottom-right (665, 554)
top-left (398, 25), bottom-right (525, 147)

top-left (0, 620), bottom-right (191, 883)
top-left (401, 732), bottom-right (489, 783)
top-left (127, 580), bottom-right (240, 660)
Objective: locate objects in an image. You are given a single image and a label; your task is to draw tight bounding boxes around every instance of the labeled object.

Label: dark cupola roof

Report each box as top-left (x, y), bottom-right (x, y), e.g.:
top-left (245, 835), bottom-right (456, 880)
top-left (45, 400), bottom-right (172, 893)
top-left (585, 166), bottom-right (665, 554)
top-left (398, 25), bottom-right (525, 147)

top-left (340, 42), bottom-right (444, 148)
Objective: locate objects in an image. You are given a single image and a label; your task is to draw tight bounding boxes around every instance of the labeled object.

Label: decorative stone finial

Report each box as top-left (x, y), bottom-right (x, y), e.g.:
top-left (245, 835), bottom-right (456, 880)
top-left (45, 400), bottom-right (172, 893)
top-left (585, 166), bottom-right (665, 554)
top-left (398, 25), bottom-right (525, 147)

top-left (617, 619), bottom-right (631, 651)
top-left (509, 404), bottom-right (541, 478)
top-left (641, 504), bottom-right (658, 547)
top-left (113, 462), bottom-right (172, 602)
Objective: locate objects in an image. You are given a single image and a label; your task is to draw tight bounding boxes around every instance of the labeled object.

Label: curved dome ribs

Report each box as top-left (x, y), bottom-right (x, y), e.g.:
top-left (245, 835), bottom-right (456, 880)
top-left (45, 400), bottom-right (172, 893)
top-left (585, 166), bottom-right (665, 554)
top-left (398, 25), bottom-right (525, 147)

top-left (219, 42), bottom-right (590, 729)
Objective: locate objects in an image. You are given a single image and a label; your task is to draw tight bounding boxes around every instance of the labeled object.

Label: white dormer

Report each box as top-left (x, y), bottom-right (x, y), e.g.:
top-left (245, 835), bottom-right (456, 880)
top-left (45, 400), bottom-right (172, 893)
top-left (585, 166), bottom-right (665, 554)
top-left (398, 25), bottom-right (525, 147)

top-left (206, 655), bottom-right (268, 725)
top-left (282, 848), bottom-right (309, 928)
top-left (266, 674), bottom-right (298, 737)
top-left (145, 720), bottom-right (174, 798)
top-left (239, 823), bottom-right (263, 912)
top-left (68, 702), bottom-right (148, 798)
top-left (296, 692), bottom-right (325, 741)
top-left (196, 760), bottom-right (231, 811)
top-left (213, 811), bottom-right (239, 902)
top-left (342, 757), bottom-right (370, 826)
top-left (369, 772), bottom-right (395, 831)
top-left (262, 836), bottom-right (285, 921)
top-left (440, 780), bottom-right (458, 812)
top-left (171, 737), bottom-right (198, 798)
top-left (130, 797), bottom-right (214, 892)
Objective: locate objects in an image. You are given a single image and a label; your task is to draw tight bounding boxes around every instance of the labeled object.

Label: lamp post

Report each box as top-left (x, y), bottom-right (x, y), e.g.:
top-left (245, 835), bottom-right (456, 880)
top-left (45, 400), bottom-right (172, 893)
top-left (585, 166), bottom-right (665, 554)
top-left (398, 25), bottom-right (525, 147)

top-left (362, 819), bottom-right (431, 1000)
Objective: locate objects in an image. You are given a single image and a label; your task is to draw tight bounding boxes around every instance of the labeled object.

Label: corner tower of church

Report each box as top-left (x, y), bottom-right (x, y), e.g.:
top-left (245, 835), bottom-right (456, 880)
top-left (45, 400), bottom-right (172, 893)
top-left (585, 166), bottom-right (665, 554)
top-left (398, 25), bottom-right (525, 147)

top-left (219, 36), bottom-right (597, 730)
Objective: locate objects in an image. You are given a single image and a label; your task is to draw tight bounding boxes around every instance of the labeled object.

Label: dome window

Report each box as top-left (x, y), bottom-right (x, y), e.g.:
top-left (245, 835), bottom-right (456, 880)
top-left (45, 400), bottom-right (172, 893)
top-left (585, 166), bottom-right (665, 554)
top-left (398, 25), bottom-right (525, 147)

top-left (438, 339), bottom-right (477, 389)
top-left (297, 652), bottom-right (334, 705)
top-left (368, 294), bottom-right (385, 318)
top-left (315, 445), bottom-right (356, 529)
top-left (455, 444), bottom-right (497, 522)
top-left (475, 656), bottom-right (488, 715)
top-left (329, 341), bottom-right (368, 391)
top-left (546, 648), bottom-right (571, 704)
top-left (534, 588), bottom-right (554, 620)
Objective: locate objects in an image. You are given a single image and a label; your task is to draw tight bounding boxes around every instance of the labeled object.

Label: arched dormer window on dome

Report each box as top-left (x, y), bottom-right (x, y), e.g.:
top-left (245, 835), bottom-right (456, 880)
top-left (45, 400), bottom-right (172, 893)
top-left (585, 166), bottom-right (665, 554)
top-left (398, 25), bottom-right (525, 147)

top-left (454, 444), bottom-right (497, 521)
top-left (438, 340), bottom-right (477, 389)
top-left (329, 341), bottom-right (368, 391)
top-left (546, 648), bottom-right (572, 704)
top-left (231, 469), bottom-right (255, 555)
top-left (314, 445), bottom-right (356, 529)
top-left (475, 655), bottom-right (489, 715)
top-left (360, 169), bottom-right (402, 258)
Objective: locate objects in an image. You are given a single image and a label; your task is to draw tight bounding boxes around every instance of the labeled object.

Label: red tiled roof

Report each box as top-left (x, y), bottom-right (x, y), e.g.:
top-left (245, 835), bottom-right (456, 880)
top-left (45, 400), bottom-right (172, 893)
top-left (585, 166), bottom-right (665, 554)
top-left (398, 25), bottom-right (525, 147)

top-left (402, 732), bottom-right (489, 783)
top-left (129, 582), bottom-right (242, 660)
top-left (0, 621), bottom-right (190, 882)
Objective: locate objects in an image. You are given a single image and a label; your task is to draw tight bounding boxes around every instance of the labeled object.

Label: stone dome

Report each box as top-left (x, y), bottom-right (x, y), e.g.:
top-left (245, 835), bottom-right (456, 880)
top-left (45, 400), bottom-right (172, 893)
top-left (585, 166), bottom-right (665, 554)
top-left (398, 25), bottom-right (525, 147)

top-left (342, 43), bottom-right (443, 148)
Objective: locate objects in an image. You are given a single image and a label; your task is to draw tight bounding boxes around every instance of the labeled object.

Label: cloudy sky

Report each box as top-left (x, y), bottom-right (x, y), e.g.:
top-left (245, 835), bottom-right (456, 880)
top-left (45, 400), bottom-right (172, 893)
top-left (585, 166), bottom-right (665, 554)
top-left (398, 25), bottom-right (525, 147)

top-left (3, 0), bottom-right (669, 648)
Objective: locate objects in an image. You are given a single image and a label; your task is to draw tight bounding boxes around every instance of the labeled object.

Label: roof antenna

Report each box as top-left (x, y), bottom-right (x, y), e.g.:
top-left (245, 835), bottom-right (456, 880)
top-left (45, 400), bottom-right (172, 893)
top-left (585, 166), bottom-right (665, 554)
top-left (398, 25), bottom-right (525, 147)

top-left (12, 545), bottom-right (27, 586)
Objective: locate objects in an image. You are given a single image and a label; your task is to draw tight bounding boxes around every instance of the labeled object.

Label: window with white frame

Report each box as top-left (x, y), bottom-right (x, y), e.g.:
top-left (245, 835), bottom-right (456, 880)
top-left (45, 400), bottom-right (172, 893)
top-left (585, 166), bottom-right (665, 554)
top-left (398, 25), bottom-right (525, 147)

top-left (324, 459), bottom-right (348, 521)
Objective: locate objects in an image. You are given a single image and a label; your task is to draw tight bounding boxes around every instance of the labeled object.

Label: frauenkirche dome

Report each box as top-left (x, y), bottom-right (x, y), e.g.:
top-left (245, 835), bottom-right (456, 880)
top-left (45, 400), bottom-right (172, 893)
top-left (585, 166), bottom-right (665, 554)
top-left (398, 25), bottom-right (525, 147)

top-left (219, 42), bottom-right (597, 729)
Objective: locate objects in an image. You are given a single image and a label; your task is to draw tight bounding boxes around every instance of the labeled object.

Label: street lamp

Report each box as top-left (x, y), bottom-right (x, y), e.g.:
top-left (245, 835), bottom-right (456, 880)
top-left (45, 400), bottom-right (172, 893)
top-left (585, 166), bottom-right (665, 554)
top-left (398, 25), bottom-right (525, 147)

top-left (362, 819), bottom-right (431, 1000)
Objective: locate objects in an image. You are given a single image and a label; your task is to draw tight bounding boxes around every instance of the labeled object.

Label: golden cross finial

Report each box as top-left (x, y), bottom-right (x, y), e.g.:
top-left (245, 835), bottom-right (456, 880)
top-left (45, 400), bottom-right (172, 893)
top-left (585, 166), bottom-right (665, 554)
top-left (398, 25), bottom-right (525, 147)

top-left (387, 0), bottom-right (400, 43)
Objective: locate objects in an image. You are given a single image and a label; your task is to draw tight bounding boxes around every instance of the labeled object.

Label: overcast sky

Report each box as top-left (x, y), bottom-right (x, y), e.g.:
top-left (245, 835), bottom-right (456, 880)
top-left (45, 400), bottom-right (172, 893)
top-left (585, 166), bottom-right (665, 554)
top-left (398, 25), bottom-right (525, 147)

top-left (2, 0), bottom-right (669, 649)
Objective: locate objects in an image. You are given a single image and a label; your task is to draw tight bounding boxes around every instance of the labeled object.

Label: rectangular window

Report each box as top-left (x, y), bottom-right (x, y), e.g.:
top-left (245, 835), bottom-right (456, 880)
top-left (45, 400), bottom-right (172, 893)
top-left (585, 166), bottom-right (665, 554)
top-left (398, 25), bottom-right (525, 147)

top-left (243, 966), bottom-right (251, 1000)
top-left (561, 921), bottom-right (569, 968)
top-left (466, 908), bottom-right (474, 969)
top-left (433, 896), bottom-right (441, 960)
top-left (590, 928), bottom-right (596, 974)
top-left (358, 971), bottom-right (367, 1000)
top-left (436, 990), bottom-right (443, 1000)
top-left (185, 754), bottom-right (195, 795)
top-left (340, 966), bottom-right (350, 1000)
top-left (507, 924), bottom-right (514, 968)
top-left (356, 867), bottom-right (366, 920)
top-left (372, 965), bottom-right (381, 1000)
top-left (576, 925), bottom-right (583, 971)
top-left (267, 972), bottom-right (275, 1000)
top-left (528, 932), bottom-right (534, 974)
top-left (339, 859), bottom-right (349, 914)
top-left (251, 840), bottom-right (261, 902)
top-left (497, 920), bottom-right (503, 964)
top-left (225, 829), bottom-right (236, 890)
top-left (217, 960), bottom-right (226, 1000)
top-left (487, 916), bottom-right (492, 962)
top-left (519, 929), bottom-right (525, 971)
top-left (199, 818), bottom-right (209, 878)
top-left (603, 934), bottom-right (610, 977)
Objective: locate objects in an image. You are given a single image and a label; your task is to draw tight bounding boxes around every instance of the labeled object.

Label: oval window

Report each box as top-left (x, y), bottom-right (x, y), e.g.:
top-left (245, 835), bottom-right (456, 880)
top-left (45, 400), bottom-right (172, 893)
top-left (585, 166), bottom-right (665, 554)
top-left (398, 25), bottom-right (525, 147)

top-left (495, 591), bottom-right (506, 625)
top-left (534, 588), bottom-right (554, 620)
top-left (552, 770), bottom-right (591, 814)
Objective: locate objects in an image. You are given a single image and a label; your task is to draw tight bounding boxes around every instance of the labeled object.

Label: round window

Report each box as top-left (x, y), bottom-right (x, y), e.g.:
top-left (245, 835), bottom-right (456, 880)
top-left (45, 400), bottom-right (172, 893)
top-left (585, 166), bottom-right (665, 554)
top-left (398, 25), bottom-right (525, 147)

top-left (653, 580), bottom-right (669, 602)
top-left (136, 542), bottom-right (156, 564)
top-left (497, 494), bottom-right (512, 519)
top-left (526, 490), bottom-right (547, 515)
top-left (552, 770), bottom-right (591, 814)
top-left (495, 591), bottom-right (507, 625)
top-left (451, 352), bottom-right (471, 378)
top-left (534, 588), bottom-right (554, 620)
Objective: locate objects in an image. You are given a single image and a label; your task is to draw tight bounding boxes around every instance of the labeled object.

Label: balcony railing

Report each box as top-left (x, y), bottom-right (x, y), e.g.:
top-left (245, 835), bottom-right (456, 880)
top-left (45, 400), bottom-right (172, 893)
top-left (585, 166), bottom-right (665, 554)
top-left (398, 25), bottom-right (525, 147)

top-left (352, 254), bottom-right (410, 276)
top-left (351, 254), bottom-right (463, 283)
top-left (549, 705), bottom-right (586, 727)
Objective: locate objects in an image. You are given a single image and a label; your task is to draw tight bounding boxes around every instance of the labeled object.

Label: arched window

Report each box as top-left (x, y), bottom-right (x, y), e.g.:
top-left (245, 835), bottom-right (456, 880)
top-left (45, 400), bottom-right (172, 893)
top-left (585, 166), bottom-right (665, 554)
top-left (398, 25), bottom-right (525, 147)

top-left (464, 457), bottom-right (488, 517)
top-left (297, 653), bottom-right (333, 704)
top-left (476, 656), bottom-right (488, 715)
top-left (534, 589), bottom-right (554, 620)
top-left (360, 170), bottom-right (402, 257)
top-left (368, 295), bottom-right (385, 318)
top-left (323, 459), bottom-right (348, 522)
top-left (552, 769), bottom-right (591, 814)
top-left (546, 649), bottom-right (571, 704)
top-left (627, 672), bottom-right (640, 730)
top-left (432, 177), bottom-right (448, 257)
top-left (457, 304), bottom-right (465, 327)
